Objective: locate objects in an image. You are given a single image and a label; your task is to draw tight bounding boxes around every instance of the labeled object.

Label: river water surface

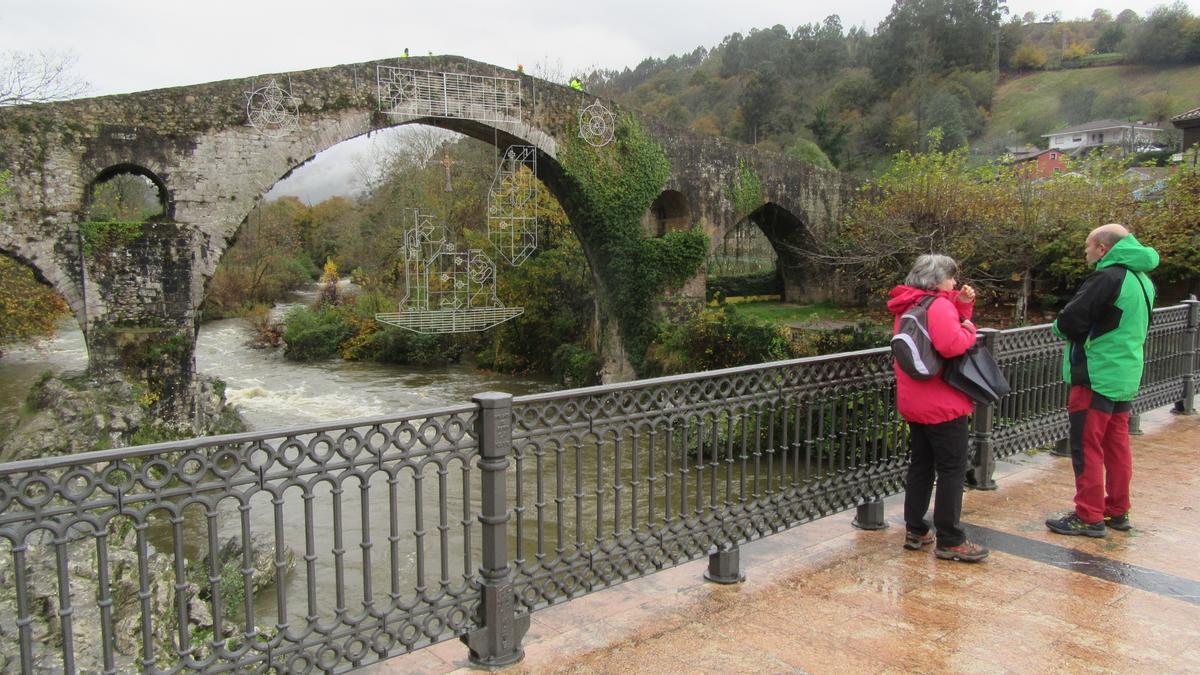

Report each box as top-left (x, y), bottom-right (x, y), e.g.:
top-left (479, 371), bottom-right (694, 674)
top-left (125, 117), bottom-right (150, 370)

top-left (0, 298), bottom-right (555, 434)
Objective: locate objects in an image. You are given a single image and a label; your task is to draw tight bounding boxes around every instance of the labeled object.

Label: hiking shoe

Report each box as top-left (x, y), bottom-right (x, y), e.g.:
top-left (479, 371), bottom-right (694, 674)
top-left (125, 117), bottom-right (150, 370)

top-left (1105, 513), bottom-right (1132, 531)
top-left (934, 540), bottom-right (989, 563)
top-left (904, 531), bottom-right (934, 550)
top-left (1045, 513), bottom-right (1106, 538)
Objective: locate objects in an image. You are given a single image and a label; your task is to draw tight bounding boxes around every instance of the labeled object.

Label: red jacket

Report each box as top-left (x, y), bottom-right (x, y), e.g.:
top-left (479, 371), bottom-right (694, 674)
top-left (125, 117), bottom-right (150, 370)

top-left (887, 285), bottom-right (978, 424)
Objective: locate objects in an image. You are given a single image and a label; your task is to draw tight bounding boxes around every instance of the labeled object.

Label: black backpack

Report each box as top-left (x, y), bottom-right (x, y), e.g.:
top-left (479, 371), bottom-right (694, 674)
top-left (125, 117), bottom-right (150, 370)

top-left (891, 295), bottom-right (942, 380)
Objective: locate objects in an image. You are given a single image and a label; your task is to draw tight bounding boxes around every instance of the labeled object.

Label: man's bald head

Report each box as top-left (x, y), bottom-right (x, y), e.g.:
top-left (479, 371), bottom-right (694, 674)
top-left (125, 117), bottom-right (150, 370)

top-left (1085, 223), bottom-right (1130, 264)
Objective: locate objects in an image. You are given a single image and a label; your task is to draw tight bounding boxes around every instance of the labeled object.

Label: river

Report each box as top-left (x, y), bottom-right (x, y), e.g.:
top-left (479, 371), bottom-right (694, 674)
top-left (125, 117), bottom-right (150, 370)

top-left (0, 297), bottom-right (556, 435)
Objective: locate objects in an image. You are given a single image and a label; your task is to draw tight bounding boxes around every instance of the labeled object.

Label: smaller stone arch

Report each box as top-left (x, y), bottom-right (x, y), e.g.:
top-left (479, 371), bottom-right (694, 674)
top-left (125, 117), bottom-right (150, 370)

top-left (82, 163), bottom-right (172, 223)
top-left (741, 202), bottom-right (824, 303)
top-left (643, 189), bottom-right (693, 237)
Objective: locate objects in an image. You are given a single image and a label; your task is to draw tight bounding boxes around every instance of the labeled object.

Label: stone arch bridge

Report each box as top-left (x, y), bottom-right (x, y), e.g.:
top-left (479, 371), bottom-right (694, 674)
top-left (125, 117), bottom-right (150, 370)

top-left (0, 55), bottom-right (850, 425)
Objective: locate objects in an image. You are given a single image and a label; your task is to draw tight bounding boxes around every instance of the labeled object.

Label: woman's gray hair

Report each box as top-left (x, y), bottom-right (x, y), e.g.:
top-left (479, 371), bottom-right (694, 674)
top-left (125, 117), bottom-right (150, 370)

top-left (905, 254), bottom-right (959, 290)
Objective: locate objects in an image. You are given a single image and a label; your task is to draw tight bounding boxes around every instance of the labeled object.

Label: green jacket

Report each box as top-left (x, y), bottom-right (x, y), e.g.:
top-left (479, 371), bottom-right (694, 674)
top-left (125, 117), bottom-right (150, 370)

top-left (1053, 235), bottom-right (1159, 401)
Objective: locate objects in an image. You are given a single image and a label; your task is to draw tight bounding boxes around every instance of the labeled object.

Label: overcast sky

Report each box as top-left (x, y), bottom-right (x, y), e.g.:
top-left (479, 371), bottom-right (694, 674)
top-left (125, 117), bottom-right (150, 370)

top-left (0, 0), bottom-right (1186, 202)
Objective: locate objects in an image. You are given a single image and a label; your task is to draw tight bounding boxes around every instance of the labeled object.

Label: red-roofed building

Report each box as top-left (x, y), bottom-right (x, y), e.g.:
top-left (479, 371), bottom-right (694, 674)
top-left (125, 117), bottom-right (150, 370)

top-left (1008, 147), bottom-right (1067, 179)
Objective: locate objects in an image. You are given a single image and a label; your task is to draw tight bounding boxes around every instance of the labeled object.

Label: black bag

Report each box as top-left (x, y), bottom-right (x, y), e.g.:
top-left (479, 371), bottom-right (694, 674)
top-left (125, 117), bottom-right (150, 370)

top-left (943, 344), bottom-right (1011, 404)
top-left (891, 296), bottom-right (942, 380)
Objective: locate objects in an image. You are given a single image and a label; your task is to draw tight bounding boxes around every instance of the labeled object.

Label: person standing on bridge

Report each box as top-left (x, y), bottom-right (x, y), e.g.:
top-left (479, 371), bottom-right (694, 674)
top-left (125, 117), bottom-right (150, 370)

top-left (888, 254), bottom-right (989, 563)
top-left (569, 77), bottom-right (584, 91)
top-left (1045, 224), bottom-right (1158, 538)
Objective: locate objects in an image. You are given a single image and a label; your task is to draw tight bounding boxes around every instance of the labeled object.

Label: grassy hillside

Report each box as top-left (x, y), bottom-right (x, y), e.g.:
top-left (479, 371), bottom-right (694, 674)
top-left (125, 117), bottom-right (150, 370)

top-left (982, 64), bottom-right (1200, 148)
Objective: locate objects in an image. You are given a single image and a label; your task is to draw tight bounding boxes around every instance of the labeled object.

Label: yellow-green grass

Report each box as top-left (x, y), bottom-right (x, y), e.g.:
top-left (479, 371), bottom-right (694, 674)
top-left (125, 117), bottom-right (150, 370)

top-left (726, 301), bottom-right (868, 326)
top-left (984, 64), bottom-right (1200, 144)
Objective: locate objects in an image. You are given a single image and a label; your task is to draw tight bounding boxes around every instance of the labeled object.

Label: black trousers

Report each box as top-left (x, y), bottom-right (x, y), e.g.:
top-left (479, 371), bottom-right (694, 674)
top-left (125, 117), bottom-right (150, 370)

top-left (904, 415), bottom-right (970, 547)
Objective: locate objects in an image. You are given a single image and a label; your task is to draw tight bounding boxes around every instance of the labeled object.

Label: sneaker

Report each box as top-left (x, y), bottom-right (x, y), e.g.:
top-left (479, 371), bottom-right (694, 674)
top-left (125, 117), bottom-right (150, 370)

top-left (904, 531), bottom-right (934, 550)
top-left (1045, 513), bottom-right (1106, 538)
top-left (934, 540), bottom-right (989, 563)
top-left (1105, 513), bottom-right (1132, 531)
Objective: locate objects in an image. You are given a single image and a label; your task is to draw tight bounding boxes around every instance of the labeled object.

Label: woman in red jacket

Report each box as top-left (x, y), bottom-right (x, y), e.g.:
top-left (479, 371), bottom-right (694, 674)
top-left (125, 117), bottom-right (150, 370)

top-left (887, 254), bottom-right (989, 563)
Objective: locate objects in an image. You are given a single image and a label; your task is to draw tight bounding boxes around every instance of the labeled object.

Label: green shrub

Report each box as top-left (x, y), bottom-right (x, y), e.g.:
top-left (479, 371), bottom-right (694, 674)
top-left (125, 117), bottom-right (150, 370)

top-left (790, 320), bottom-right (889, 357)
top-left (645, 305), bottom-right (793, 376)
top-left (551, 344), bottom-right (601, 387)
top-left (356, 328), bottom-right (464, 366)
top-left (281, 306), bottom-right (356, 361)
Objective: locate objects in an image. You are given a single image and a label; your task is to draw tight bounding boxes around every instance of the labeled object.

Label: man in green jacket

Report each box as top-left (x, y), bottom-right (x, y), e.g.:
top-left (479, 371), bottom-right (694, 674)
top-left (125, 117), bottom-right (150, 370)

top-left (1046, 223), bottom-right (1158, 538)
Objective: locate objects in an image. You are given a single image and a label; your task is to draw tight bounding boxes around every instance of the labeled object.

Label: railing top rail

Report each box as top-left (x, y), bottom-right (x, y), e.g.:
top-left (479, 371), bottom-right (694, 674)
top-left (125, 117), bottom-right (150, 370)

top-left (0, 402), bottom-right (479, 476)
top-left (512, 345), bottom-right (892, 405)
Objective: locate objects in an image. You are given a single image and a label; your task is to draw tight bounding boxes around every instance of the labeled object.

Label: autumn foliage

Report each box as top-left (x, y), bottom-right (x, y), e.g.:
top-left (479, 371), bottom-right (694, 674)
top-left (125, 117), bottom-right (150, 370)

top-left (0, 255), bottom-right (70, 355)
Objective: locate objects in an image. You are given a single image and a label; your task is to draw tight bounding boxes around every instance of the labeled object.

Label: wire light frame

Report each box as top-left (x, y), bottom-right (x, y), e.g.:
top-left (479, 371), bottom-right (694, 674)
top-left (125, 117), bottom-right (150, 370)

top-left (245, 78), bottom-right (300, 139)
top-left (578, 100), bottom-right (615, 147)
top-left (377, 66), bottom-right (522, 123)
top-left (376, 209), bottom-right (523, 333)
top-left (487, 145), bottom-right (538, 266)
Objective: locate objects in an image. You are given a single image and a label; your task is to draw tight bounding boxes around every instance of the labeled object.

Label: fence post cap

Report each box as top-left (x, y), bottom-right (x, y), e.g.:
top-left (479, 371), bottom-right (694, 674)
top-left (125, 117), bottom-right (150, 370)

top-left (472, 392), bottom-right (513, 408)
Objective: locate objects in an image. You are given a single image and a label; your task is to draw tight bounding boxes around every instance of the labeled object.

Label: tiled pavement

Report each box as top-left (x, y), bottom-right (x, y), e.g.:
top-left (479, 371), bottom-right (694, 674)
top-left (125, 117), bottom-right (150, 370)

top-left (370, 408), bottom-right (1200, 673)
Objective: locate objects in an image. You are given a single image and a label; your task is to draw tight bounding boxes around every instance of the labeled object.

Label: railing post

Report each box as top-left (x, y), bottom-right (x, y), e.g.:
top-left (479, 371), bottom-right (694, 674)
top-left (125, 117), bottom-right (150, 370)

top-left (968, 329), bottom-right (999, 490)
top-left (1180, 299), bottom-right (1200, 415)
top-left (462, 392), bottom-right (528, 668)
top-left (851, 499), bottom-right (888, 530)
top-left (704, 542), bottom-right (745, 584)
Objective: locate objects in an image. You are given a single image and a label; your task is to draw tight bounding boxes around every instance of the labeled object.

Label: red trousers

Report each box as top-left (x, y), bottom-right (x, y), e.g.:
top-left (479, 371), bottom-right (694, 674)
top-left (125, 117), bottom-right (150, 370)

top-left (1067, 386), bottom-right (1133, 523)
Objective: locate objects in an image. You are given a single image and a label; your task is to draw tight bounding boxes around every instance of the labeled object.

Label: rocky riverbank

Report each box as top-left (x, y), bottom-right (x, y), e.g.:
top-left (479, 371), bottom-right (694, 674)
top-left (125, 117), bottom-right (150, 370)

top-left (0, 370), bottom-right (245, 464)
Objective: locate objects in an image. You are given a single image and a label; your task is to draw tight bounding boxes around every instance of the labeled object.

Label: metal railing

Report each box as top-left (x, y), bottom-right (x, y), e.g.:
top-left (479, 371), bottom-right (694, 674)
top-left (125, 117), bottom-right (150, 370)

top-left (1, 301), bottom-right (1197, 673)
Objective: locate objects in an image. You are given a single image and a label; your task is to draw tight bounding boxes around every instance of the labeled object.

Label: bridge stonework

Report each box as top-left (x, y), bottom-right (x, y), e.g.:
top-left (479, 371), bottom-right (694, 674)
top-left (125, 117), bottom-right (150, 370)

top-left (0, 55), bottom-right (849, 425)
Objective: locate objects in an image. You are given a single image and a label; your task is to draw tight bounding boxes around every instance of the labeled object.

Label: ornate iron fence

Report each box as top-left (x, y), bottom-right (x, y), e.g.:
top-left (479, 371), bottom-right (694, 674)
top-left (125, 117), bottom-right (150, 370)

top-left (0, 301), bottom-right (1196, 673)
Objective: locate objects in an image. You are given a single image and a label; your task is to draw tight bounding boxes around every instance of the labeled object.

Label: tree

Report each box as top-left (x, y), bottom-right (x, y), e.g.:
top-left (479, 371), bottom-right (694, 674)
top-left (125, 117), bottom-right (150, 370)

top-left (0, 51), bottom-right (88, 105)
top-left (1116, 9), bottom-right (1139, 25)
top-left (806, 105), bottom-right (849, 167)
top-left (1126, 2), bottom-right (1195, 64)
top-left (1095, 24), bottom-right (1126, 53)
top-left (740, 64), bottom-right (781, 143)
top-left (1059, 85), bottom-right (1097, 124)
top-left (1092, 8), bottom-right (1113, 23)
top-left (924, 91), bottom-right (970, 149)
top-left (0, 255), bottom-right (70, 355)
top-left (784, 138), bottom-right (835, 170)
top-left (87, 173), bottom-right (161, 222)
top-left (870, 0), bottom-right (1006, 87)
top-left (1011, 43), bottom-right (1048, 69)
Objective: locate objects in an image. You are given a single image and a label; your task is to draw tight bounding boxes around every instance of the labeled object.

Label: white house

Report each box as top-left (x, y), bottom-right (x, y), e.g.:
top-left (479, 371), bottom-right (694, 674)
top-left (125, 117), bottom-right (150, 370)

top-left (1043, 119), bottom-right (1163, 152)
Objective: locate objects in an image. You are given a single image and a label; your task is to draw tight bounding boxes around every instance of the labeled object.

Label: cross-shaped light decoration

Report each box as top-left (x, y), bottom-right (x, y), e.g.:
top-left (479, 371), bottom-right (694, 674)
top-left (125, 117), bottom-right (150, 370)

top-left (428, 148), bottom-right (459, 192)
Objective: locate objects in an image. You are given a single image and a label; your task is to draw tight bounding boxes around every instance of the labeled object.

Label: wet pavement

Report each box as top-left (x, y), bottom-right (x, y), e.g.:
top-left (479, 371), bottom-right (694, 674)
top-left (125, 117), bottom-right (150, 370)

top-left (370, 408), bottom-right (1200, 673)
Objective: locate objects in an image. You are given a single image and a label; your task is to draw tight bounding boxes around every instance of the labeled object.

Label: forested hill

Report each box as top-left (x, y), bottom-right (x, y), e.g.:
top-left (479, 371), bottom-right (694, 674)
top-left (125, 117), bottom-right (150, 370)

top-left (588, 1), bottom-right (1200, 173)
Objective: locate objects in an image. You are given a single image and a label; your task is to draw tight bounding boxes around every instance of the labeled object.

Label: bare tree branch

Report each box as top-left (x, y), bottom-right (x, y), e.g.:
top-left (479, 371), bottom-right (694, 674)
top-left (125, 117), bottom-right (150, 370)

top-left (0, 50), bottom-right (89, 106)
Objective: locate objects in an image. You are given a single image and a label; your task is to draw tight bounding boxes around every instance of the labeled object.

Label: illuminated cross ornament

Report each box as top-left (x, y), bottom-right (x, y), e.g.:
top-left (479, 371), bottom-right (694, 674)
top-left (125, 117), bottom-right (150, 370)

top-left (245, 79), bottom-right (300, 139)
top-left (428, 148), bottom-right (459, 192)
top-left (375, 209), bottom-right (523, 333)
